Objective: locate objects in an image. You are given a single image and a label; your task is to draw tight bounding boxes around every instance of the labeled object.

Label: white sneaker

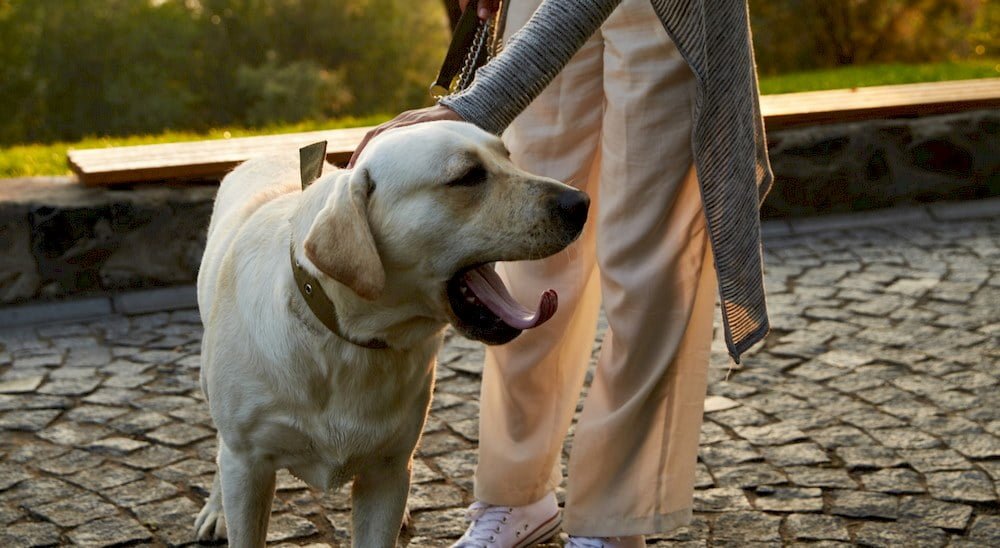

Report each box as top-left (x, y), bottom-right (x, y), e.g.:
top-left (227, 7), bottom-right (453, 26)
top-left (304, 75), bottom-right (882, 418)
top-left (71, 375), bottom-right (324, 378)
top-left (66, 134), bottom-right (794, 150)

top-left (450, 492), bottom-right (561, 548)
top-left (565, 535), bottom-right (645, 548)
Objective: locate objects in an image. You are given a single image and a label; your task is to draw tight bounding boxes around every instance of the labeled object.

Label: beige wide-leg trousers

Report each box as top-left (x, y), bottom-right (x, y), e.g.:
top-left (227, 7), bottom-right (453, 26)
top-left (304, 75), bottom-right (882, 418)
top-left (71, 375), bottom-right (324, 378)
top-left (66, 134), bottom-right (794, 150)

top-left (474, 0), bottom-right (717, 537)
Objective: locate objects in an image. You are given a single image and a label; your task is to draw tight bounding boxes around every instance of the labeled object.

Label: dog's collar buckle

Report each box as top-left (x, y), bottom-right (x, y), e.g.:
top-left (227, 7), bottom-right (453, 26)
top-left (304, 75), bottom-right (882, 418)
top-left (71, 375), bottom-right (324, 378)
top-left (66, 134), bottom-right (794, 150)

top-left (290, 245), bottom-right (390, 350)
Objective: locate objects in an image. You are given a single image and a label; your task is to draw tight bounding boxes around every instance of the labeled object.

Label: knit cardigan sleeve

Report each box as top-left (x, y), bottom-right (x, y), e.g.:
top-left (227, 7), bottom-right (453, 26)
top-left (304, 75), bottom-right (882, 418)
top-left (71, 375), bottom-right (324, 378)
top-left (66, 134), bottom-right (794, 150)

top-left (439, 0), bottom-right (621, 135)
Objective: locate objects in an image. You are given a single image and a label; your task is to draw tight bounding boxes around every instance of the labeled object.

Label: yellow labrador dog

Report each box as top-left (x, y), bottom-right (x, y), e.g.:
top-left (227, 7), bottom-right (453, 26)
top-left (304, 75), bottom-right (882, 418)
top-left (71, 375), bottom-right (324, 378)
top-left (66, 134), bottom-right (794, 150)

top-left (193, 121), bottom-right (589, 547)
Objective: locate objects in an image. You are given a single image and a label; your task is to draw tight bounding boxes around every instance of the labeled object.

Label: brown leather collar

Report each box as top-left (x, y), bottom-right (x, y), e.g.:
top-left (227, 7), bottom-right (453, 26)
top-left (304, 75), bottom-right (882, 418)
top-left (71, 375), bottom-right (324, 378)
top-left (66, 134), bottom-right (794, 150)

top-left (292, 140), bottom-right (389, 350)
top-left (290, 243), bottom-right (389, 350)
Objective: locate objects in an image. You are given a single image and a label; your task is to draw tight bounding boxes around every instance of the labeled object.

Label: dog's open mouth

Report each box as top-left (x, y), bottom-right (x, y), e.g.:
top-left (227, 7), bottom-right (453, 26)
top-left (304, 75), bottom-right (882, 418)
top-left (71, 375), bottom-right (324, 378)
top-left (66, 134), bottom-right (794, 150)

top-left (446, 264), bottom-right (557, 345)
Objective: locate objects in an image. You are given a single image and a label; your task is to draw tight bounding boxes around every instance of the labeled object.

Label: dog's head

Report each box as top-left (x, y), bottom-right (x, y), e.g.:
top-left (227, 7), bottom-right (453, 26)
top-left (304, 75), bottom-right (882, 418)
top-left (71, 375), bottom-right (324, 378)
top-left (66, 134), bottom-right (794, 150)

top-left (304, 121), bottom-right (589, 345)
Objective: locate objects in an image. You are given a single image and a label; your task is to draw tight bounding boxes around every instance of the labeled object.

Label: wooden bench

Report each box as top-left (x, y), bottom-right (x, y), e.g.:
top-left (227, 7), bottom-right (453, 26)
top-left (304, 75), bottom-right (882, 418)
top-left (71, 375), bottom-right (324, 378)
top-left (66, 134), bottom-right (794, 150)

top-left (68, 78), bottom-right (1000, 186)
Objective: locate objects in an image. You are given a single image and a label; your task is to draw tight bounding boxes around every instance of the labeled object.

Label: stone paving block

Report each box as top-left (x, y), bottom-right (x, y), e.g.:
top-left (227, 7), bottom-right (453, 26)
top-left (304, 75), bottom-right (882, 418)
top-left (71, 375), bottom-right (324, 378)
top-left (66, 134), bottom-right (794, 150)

top-left (947, 433), bottom-right (1000, 459)
top-left (967, 515), bottom-right (1000, 545)
top-left (866, 427), bottom-right (942, 450)
top-left (409, 507), bottom-right (469, 539)
top-left (35, 449), bottom-right (104, 475)
top-left (836, 446), bottom-right (905, 470)
top-left (63, 404), bottom-right (129, 425)
top-left (66, 463), bottom-right (144, 492)
top-left (712, 463), bottom-right (786, 488)
top-left (0, 375), bottom-right (45, 394)
top-left (700, 421), bottom-right (731, 445)
top-left (409, 482), bottom-right (466, 512)
top-left (879, 397), bottom-right (943, 420)
top-left (860, 468), bottom-right (925, 494)
top-left (712, 511), bottom-right (782, 542)
top-left (693, 487), bottom-right (752, 512)
top-left (0, 409), bottom-right (61, 432)
top-left (900, 448), bottom-right (972, 473)
top-left (105, 477), bottom-right (179, 509)
top-left (911, 414), bottom-right (983, 437)
top-left (699, 440), bottom-right (762, 467)
top-left (67, 515), bottom-right (153, 546)
top-left (708, 406), bottom-right (772, 428)
top-left (37, 422), bottom-right (112, 447)
top-left (133, 496), bottom-right (201, 546)
top-left (736, 423), bottom-right (808, 446)
top-left (899, 497), bottom-right (973, 531)
top-left (0, 521), bottom-right (63, 547)
top-left (785, 513), bottom-right (851, 541)
top-left (31, 492), bottom-right (119, 527)
top-left (703, 395), bottom-right (740, 413)
top-left (115, 444), bottom-right (187, 470)
top-left (925, 470), bottom-right (997, 503)
top-left (0, 462), bottom-right (32, 491)
top-left (761, 442), bottom-right (829, 466)
top-left (145, 421), bottom-right (214, 447)
top-left (829, 489), bottom-right (899, 520)
top-left (266, 513), bottom-right (320, 543)
top-left (854, 522), bottom-right (947, 548)
top-left (753, 486), bottom-right (823, 512)
top-left (807, 425), bottom-right (874, 448)
top-left (840, 409), bottom-right (905, 430)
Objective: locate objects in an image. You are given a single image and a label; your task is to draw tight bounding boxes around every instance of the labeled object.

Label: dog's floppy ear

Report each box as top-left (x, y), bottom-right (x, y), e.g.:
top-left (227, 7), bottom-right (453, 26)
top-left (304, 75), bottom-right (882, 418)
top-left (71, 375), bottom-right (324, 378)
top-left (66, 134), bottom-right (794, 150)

top-left (304, 168), bottom-right (385, 301)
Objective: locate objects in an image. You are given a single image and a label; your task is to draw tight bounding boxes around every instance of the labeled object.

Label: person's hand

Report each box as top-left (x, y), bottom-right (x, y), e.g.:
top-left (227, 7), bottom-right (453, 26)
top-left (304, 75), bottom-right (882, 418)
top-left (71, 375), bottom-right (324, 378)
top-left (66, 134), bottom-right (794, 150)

top-left (459, 0), bottom-right (501, 20)
top-left (348, 104), bottom-right (465, 167)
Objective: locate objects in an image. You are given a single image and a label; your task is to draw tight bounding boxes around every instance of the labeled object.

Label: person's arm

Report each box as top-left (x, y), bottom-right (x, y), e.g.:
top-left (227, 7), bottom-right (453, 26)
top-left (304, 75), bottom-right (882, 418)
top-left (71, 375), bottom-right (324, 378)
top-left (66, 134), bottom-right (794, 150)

top-left (349, 0), bottom-right (620, 166)
top-left (441, 0), bottom-right (620, 135)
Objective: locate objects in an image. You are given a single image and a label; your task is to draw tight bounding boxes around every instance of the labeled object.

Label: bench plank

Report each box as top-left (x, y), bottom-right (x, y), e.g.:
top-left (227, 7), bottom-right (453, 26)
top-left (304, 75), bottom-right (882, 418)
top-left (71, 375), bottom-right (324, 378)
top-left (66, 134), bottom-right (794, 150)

top-left (69, 78), bottom-right (1000, 185)
top-left (68, 127), bottom-right (371, 185)
top-left (759, 78), bottom-right (1000, 130)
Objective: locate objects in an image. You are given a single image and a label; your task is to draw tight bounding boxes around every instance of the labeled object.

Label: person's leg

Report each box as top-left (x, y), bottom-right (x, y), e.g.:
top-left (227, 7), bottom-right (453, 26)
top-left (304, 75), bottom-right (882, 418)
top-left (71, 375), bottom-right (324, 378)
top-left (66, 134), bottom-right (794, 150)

top-left (562, 0), bottom-right (716, 537)
top-left (473, 0), bottom-right (606, 506)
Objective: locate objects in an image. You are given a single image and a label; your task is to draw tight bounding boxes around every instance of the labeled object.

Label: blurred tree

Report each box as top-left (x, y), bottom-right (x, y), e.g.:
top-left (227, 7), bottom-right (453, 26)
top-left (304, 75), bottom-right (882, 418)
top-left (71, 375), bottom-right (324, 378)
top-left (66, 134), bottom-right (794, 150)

top-left (0, 0), bottom-right (449, 145)
top-left (750, 0), bottom-right (990, 74)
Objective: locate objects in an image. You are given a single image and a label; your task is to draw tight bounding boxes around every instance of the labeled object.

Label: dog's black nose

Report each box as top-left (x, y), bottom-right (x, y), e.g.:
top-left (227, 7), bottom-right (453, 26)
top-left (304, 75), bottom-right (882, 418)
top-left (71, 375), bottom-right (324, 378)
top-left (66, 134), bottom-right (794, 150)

top-left (555, 190), bottom-right (590, 228)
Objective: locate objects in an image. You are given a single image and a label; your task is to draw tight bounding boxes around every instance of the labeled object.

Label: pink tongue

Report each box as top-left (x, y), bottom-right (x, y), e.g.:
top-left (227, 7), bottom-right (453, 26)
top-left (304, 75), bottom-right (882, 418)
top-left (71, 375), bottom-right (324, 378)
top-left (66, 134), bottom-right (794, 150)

top-left (463, 266), bottom-right (558, 330)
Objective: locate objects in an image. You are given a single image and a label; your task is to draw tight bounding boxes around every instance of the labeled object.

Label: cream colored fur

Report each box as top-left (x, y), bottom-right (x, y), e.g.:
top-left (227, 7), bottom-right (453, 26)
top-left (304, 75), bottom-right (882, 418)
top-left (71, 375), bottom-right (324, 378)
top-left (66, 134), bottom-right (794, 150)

top-left (193, 121), bottom-right (584, 547)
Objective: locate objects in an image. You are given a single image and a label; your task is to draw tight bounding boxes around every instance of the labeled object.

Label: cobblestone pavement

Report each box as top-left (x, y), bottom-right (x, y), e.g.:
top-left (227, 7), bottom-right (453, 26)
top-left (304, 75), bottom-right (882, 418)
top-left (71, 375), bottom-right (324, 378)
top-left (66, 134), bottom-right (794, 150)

top-left (1, 215), bottom-right (998, 547)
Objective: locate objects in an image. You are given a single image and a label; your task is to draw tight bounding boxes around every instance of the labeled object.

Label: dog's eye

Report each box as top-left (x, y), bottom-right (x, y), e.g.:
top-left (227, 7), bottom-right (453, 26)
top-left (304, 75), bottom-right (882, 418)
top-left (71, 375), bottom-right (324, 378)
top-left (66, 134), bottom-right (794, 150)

top-left (447, 166), bottom-right (488, 187)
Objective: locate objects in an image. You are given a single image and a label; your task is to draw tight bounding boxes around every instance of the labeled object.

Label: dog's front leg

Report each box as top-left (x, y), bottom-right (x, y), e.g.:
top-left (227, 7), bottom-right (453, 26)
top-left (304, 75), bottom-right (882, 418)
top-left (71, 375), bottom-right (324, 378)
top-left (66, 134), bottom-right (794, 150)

top-left (350, 456), bottom-right (412, 548)
top-left (219, 443), bottom-right (276, 548)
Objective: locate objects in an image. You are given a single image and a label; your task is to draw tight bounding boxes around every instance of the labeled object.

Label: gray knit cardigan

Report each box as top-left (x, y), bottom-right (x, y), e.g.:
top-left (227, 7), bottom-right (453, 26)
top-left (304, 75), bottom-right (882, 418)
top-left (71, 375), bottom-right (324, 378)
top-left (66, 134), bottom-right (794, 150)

top-left (440, 0), bottom-right (773, 362)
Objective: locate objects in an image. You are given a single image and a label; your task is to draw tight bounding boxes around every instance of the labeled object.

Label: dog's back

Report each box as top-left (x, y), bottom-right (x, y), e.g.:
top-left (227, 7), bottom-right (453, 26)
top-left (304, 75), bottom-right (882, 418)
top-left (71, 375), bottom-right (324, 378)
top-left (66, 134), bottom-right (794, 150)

top-left (197, 155), bottom-right (302, 323)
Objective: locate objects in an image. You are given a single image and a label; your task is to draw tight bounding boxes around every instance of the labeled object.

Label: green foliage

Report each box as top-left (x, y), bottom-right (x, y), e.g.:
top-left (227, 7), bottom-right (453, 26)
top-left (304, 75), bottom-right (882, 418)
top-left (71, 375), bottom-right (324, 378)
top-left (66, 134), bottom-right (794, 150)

top-left (0, 0), bottom-right (448, 145)
top-left (750, 0), bottom-right (996, 74)
top-left (758, 58), bottom-right (1000, 94)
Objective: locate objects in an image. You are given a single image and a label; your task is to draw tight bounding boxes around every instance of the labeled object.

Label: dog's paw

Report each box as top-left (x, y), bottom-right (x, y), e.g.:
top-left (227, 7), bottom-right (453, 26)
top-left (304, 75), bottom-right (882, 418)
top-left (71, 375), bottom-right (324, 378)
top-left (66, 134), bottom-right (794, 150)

top-left (194, 501), bottom-right (228, 541)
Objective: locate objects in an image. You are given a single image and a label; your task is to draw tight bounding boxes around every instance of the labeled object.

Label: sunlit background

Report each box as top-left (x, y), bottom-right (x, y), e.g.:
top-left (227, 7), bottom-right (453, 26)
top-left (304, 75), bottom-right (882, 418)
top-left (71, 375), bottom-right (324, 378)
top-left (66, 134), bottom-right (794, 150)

top-left (0, 0), bottom-right (996, 176)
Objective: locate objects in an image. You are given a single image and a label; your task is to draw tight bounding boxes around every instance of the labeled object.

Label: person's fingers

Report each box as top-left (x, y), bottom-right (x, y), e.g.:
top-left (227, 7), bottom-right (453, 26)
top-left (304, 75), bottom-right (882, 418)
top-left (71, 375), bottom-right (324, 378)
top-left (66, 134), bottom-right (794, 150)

top-left (348, 106), bottom-right (463, 168)
top-left (459, 0), bottom-right (498, 20)
top-left (480, 0), bottom-right (500, 19)
top-left (347, 119), bottom-right (412, 168)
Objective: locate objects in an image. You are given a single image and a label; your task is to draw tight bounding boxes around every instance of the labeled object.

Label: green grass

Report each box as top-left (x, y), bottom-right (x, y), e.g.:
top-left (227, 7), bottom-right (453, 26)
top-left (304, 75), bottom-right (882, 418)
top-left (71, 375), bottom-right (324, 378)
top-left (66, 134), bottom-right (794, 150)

top-left (758, 58), bottom-right (1000, 94)
top-left (3, 59), bottom-right (999, 178)
top-left (0, 114), bottom-right (390, 179)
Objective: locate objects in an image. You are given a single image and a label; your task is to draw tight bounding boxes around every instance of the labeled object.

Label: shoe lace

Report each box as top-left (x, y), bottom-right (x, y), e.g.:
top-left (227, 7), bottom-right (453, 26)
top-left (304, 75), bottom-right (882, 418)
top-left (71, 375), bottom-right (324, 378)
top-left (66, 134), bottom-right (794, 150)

top-left (455, 501), bottom-right (514, 547)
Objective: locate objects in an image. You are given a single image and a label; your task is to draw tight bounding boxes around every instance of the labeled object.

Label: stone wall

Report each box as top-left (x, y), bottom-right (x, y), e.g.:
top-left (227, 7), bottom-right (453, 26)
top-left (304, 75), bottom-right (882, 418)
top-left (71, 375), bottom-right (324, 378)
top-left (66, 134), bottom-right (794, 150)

top-left (0, 109), bottom-right (997, 305)
top-left (763, 109), bottom-right (999, 218)
top-left (0, 178), bottom-right (215, 305)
